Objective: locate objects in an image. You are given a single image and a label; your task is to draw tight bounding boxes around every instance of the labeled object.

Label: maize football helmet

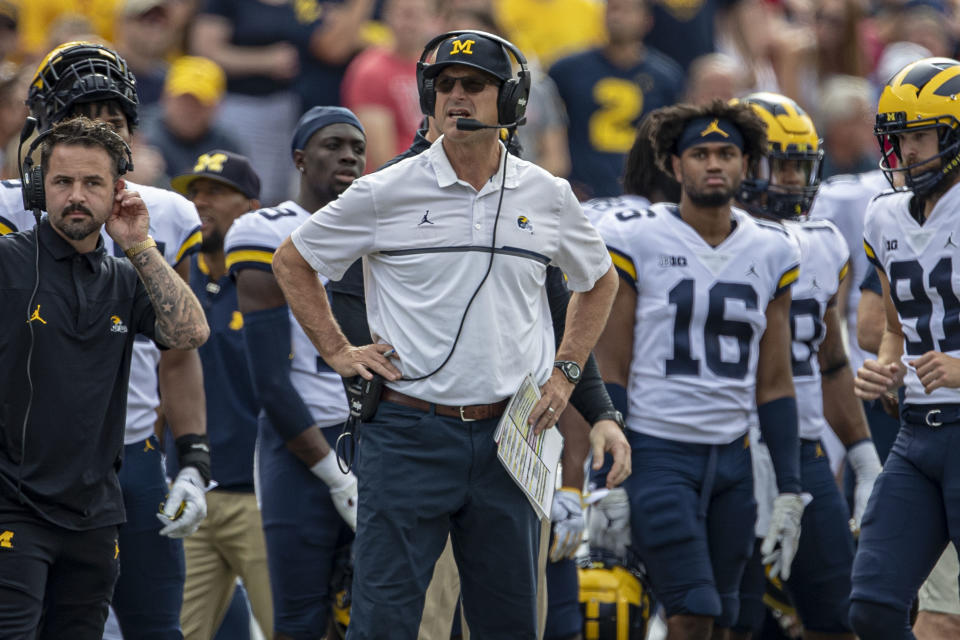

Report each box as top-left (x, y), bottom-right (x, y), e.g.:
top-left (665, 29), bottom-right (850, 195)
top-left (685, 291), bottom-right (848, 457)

top-left (578, 553), bottom-right (652, 640)
top-left (27, 41), bottom-right (138, 131)
top-left (738, 92), bottom-right (823, 219)
top-left (876, 57), bottom-right (960, 197)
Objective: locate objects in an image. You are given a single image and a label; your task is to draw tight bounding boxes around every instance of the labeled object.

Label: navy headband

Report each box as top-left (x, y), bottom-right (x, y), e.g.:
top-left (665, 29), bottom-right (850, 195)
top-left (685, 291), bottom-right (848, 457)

top-left (676, 117), bottom-right (744, 154)
top-left (291, 106), bottom-right (365, 157)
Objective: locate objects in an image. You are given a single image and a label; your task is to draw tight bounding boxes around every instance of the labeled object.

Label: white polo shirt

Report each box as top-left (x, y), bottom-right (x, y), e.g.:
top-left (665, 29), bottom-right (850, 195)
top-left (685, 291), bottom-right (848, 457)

top-left (292, 136), bottom-right (611, 405)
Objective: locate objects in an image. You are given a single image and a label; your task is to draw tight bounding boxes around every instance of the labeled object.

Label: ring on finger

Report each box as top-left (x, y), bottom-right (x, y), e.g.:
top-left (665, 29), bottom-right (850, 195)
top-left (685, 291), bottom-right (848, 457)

top-left (547, 407), bottom-right (555, 413)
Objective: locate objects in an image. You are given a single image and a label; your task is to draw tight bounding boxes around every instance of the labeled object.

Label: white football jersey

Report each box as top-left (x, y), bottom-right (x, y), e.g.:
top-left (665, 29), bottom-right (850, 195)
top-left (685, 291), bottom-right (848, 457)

top-left (596, 203), bottom-right (801, 444)
top-left (810, 170), bottom-right (890, 372)
top-left (581, 194), bottom-right (652, 227)
top-left (0, 179), bottom-right (201, 445)
top-left (225, 200), bottom-right (350, 427)
top-left (864, 183), bottom-right (960, 407)
top-left (783, 219), bottom-right (850, 440)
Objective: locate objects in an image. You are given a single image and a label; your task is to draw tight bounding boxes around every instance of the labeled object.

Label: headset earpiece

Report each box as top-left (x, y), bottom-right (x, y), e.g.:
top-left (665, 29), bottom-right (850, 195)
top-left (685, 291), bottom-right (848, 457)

top-left (23, 163), bottom-right (45, 213)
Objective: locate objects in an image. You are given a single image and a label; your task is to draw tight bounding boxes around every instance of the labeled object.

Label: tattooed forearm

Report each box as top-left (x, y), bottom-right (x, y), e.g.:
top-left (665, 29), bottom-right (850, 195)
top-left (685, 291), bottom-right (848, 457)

top-left (131, 248), bottom-right (210, 349)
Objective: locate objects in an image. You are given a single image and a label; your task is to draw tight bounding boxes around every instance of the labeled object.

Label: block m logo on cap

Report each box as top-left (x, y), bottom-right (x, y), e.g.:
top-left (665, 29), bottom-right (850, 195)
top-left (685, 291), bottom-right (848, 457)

top-left (450, 39), bottom-right (475, 55)
top-left (194, 152), bottom-right (227, 173)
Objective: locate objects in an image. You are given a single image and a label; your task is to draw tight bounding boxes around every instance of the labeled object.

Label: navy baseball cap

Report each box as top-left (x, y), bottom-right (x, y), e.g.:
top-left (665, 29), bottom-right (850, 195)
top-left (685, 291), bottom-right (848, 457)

top-left (423, 33), bottom-right (512, 82)
top-left (171, 150), bottom-right (261, 199)
top-left (291, 106), bottom-right (365, 157)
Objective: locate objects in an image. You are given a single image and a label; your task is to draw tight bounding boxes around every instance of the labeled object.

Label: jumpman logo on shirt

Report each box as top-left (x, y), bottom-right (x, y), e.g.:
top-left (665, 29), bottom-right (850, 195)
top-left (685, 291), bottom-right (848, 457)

top-left (946, 233), bottom-right (957, 249)
top-left (27, 304), bottom-right (46, 325)
top-left (419, 210), bottom-right (435, 226)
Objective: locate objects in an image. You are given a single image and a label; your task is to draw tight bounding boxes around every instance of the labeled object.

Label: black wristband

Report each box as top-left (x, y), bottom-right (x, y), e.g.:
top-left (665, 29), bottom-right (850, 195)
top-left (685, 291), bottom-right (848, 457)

top-left (820, 358), bottom-right (849, 377)
top-left (175, 433), bottom-right (211, 486)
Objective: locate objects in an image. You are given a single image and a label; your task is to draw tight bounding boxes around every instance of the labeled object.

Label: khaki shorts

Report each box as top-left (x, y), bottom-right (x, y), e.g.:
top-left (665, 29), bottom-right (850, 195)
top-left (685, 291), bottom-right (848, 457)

top-left (919, 543), bottom-right (960, 615)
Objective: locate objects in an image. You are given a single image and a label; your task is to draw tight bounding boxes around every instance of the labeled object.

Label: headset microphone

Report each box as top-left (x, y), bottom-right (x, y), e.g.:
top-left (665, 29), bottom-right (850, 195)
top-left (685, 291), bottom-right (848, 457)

top-left (455, 118), bottom-right (521, 131)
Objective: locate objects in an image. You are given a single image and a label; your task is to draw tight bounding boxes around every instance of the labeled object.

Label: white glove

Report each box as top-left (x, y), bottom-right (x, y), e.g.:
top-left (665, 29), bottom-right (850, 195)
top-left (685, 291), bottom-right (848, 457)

top-left (587, 487), bottom-right (631, 560)
top-left (847, 440), bottom-right (882, 534)
top-left (761, 492), bottom-right (808, 580)
top-left (157, 467), bottom-right (207, 538)
top-left (549, 488), bottom-right (586, 562)
top-left (311, 453), bottom-right (358, 531)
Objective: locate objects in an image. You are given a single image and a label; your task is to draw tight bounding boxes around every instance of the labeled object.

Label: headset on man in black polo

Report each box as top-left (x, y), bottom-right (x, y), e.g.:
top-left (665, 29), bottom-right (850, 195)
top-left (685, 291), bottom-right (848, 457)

top-left (18, 115), bottom-right (133, 219)
top-left (416, 29), bottom-right (531, 130)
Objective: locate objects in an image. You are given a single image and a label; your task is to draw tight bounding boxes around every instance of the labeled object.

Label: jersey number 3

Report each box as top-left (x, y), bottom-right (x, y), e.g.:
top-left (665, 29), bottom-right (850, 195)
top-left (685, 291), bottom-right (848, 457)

top-left (667, 279), bottom-right (757, 379)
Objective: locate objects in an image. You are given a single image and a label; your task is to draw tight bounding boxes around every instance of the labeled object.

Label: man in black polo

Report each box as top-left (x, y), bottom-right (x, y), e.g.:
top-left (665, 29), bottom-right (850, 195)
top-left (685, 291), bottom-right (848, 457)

top-left (0, 116), bottom-right (209, 639)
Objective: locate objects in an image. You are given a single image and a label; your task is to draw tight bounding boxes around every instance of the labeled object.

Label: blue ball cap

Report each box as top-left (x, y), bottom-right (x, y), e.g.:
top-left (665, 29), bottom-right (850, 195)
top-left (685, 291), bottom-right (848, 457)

top-left (291, 106), bottom-right (365, 158)
top-left (423, 33), bottom-right (513, 82)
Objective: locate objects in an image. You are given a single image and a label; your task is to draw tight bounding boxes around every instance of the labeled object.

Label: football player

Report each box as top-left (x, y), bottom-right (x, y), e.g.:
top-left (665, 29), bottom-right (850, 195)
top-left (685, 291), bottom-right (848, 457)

top-left (223, 106), bottom-right (362, 639)
top-left (594, 100), bottom-right (803, 640)
top-left (0, 41), bottom-right (209, 638)
top-left (850, 56), bottom-right (960, 640)
top-left (730, 92), bottom-right (882, 640)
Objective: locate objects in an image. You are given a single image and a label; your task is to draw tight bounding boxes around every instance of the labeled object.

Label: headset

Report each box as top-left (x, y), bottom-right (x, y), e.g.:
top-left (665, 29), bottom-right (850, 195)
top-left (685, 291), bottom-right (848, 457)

top-left (19, 116), bottom-right (133, 218)
top-left (416, 29), bottom-right (531, 128)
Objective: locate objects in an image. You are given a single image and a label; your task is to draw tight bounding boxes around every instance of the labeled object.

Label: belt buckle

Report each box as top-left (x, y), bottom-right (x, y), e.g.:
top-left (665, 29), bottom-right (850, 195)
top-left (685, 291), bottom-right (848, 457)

top-left (926, 409), bottom-right (943, 428)
top-left (459, 406), bottom-right (477, 422)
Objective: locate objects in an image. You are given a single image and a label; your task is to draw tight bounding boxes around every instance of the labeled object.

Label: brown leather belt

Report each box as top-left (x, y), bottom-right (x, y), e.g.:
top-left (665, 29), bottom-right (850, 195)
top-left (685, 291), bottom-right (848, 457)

top-left (381, 388), bottom-right (509, 422)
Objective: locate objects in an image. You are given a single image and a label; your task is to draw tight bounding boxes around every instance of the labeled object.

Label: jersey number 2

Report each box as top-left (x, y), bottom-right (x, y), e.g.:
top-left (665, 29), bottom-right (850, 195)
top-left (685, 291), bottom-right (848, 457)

top-left (667, 279), bottom-right (757, 379)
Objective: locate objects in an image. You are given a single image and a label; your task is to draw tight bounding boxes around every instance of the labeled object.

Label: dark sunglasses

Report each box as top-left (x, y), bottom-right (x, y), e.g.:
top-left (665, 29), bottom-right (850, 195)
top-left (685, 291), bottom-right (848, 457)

top-left (434, 75), bottom-right (493, 94)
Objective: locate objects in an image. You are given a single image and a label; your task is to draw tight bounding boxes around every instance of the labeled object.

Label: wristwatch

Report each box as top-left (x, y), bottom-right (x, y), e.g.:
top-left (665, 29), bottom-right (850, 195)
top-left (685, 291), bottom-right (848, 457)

top-left (554, 360), bottom-right (583, 384)
top-left (594, 410), bottom-right (626, 431)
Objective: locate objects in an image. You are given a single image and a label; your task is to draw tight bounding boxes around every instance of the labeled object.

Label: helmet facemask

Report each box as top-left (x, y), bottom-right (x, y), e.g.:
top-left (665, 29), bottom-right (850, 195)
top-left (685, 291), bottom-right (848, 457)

top-left (739, 145), bottom-right (823, 220)
top-left (875, 112), bottom-right (960, 198)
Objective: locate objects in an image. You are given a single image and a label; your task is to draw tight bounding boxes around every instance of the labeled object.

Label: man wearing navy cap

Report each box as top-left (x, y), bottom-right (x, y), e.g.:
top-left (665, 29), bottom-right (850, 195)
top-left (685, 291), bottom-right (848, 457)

top-left (169, 151), bottom-right (274, 639)
top-left (224, 106), bottom-right (366, 639)
top-left (272, 31), bottom-right (623, 639)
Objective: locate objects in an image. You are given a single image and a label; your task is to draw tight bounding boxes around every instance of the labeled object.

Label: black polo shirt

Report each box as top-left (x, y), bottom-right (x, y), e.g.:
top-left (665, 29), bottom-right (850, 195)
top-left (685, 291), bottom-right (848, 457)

top-left (0, 221), bottom-right (159, 530)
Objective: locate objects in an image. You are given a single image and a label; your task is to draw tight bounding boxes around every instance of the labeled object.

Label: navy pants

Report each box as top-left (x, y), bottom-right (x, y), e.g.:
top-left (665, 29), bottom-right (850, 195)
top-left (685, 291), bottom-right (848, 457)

top-left (259, 419), bottom-right (354, 639)
top-left (113, 435), bottom-right (185, 640)
top-left (624, 430), bottom-right (756, 628)
top-left (347, 401), bottom-right (540, 640)
top-left (544, 554), bottom-right (582, 639)
top-left (850, 415), bottom-right (960, 639)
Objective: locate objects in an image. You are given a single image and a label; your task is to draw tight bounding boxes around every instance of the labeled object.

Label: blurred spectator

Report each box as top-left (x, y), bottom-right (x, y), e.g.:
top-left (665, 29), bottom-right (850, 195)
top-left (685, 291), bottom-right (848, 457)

top-left (115, 0), bottom-right (180, 113)
top-left (814, 0), bottom-right (868, 79)
top-left (168, 0), bottom-right (201, 56)
top-left (644, 0), bottom-right (752, 72)
top-left (897, 1), bottom-right (955, 57)
top-left (717, 0), bottom-right (781, 94)
top-left (817, 74), bottom-right (878, 177)
top-left (444, 6), bottom-right (571, 175)
top-left (494, 0), bottom-right (605, 67)
top-left (297, 0), bottom-right (376, 118)
top-left (143, 56), bottom-right (242, 182)
top-left (341, 0), bottom-right (438, 171)
top-left (685, 52), bottom-right (750, 104)
top-left (45, 15), bottom-right (99, 54)
top-left (18, 0), bottom-right (121, 59)
top-left (549, 0), bottom-right (683, 199)
top-left (0, 2), bottom-right (17, 62)
top-left (191, 0), bottom-right (305, 205)
top-left (191, 0), bottom-right (374, 205)
top-left (0, 62), bottom-right (26, 179)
